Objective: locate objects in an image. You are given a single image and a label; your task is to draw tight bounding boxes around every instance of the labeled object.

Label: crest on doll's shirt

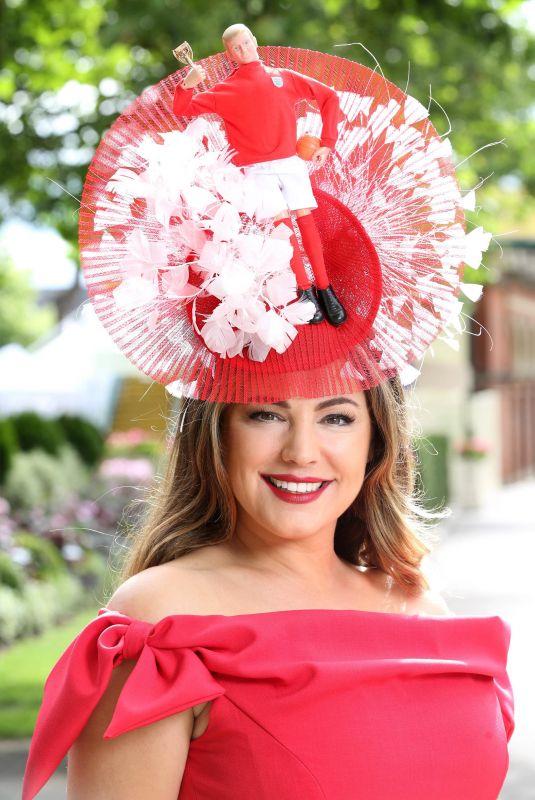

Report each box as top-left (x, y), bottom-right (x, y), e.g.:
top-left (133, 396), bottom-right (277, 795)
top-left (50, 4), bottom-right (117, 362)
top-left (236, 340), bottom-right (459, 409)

top-left (271, 75), bottom-right (283, 88)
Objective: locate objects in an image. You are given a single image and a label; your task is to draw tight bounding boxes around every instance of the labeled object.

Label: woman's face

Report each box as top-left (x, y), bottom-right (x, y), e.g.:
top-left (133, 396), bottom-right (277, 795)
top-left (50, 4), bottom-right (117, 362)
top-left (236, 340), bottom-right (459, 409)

top-left (222, 393), bottom-right (373, 545)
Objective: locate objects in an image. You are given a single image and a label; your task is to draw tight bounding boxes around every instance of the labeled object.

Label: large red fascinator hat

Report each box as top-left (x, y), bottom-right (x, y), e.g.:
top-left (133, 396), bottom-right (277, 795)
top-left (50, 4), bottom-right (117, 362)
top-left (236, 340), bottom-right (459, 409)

top-left (79, 47), bottom-right (489, 403)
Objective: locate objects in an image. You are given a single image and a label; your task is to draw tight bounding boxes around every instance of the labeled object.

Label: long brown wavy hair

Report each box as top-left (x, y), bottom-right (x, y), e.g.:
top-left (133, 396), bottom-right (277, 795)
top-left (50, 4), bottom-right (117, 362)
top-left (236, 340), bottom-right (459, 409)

top-left (117, 377), bottom-right (439, 597)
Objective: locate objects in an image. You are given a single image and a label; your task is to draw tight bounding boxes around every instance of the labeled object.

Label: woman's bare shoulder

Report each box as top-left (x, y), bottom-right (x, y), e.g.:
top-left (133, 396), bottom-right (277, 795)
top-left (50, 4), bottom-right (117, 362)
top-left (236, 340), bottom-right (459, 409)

top-left (106, 555), bottom-right (212, 624)
top-left (405, 588), bottom-right (455, 617)
top-left (359, 567), bottom-right (454, 617)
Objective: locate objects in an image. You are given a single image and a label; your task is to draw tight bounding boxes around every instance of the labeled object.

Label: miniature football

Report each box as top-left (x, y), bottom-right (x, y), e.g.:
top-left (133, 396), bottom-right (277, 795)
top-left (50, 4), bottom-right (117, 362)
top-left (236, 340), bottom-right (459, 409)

top-left (296, 134), bottom-right (321, 161)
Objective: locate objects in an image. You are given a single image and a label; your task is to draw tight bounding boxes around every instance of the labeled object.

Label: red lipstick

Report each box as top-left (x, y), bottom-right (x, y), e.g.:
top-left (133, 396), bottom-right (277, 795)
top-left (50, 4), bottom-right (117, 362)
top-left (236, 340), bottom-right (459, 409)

top-left (261, 475), bottom-right (333, 504)
top-left (266, 474), bottom-right (328, 482)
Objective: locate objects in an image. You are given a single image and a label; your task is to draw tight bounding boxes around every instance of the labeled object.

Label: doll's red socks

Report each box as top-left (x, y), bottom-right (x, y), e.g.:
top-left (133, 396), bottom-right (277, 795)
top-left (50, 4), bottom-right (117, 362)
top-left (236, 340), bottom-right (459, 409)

top-left (273, 215), bottom-right (330, 291)
top-left (296, 214), bottom-right (330, 290)
top-left (273, 218), bottom-right (311, 290)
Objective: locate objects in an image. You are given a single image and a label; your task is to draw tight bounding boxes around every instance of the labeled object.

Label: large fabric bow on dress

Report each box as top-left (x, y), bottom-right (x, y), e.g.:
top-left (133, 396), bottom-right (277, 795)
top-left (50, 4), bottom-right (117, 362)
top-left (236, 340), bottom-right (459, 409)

top-left (22, 608), bottom-right (513, 800)
top-left (21, 610), bottom-right (227, 800)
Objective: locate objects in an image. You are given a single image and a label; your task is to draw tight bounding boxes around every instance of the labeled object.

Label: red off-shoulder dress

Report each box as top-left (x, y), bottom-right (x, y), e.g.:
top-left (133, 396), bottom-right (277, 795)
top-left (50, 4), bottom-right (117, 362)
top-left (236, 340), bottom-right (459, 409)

top-left (23, 607), bottom-right (514, 799)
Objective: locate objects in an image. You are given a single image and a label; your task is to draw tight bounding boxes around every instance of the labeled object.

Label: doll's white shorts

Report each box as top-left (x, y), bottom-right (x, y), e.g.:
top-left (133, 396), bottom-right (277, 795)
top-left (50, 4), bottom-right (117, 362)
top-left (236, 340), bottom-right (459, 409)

top-left (243, 155), bottom-right (318, 221)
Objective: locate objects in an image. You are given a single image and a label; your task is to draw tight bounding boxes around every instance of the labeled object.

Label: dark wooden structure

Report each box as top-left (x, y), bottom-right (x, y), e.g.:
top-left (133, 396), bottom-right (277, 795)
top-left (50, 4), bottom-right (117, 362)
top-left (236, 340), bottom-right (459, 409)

top-left (472, 240), bottom-right (535, 482)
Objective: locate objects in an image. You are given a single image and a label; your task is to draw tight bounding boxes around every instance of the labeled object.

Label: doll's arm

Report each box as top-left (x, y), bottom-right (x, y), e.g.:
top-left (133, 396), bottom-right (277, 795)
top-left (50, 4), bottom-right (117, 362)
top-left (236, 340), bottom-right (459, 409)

top-left (287, 70), bottom-right (340, 149)
top-left (172, 69), bottom-right (219, 118)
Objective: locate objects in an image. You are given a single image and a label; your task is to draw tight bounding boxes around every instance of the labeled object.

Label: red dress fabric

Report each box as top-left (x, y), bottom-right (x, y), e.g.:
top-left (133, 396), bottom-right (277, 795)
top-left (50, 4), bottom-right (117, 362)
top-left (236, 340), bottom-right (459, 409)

top-left (23, 608), bottom-right (514, 800)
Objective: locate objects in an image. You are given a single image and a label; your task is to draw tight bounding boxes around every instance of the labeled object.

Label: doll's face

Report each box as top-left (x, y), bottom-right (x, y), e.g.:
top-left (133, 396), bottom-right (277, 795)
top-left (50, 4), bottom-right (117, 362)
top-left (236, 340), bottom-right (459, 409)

top-left (225, 30), bottom-right (259, 64)
top-left (222, 393), bottom-right (373, 546)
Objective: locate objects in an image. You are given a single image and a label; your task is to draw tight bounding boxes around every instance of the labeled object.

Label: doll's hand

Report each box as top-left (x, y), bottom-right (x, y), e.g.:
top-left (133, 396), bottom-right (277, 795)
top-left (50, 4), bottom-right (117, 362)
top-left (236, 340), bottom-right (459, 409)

top-left (311, 146), bottom-right (331, 168)
top-left (183, 66), bottom-right (206, 89)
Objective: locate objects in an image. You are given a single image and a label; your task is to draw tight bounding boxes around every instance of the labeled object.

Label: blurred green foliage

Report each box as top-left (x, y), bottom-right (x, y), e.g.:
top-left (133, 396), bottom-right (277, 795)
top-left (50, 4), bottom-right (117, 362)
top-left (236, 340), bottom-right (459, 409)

top-left (0, 418), bottom-right (18, 485)
top-left (56, 413), bottom-right (106, 467)
top-left (0, 571), bottom-right (86, 647)
top-left (415, 433), bottom-right (450, 509)
top-left (0, 258), bottom-right (57, 346)
top-left (0, 606), bottom-right (98, 735)
top-left (10, 411), bottom-right (65, 456)
top-left (1, 0), bottom-right (534, 243)
top-left (0, 551), bottom-right (25, 592)
top-left (3, 445), bottom-right (90, 511)
top-left (13, 531), bottom-right (68, 579)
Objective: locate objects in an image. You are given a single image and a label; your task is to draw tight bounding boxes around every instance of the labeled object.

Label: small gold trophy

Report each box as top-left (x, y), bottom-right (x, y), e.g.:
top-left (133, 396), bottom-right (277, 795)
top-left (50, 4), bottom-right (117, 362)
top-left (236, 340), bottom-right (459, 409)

top-left (172, 41), bottom-right (195, 67)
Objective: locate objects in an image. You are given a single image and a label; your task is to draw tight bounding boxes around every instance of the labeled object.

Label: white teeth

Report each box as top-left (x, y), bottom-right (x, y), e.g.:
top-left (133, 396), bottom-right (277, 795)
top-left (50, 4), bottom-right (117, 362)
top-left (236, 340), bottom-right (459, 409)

top-left (268, 477), bottom-right (324, 493)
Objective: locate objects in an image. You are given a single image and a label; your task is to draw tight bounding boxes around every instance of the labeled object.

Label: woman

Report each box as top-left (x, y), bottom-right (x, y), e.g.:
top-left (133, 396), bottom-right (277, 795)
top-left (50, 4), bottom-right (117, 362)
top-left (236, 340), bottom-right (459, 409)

top-left (22, 380), bottom-right (514, 799)
top-left (23, 39), bottom-right (513, 800)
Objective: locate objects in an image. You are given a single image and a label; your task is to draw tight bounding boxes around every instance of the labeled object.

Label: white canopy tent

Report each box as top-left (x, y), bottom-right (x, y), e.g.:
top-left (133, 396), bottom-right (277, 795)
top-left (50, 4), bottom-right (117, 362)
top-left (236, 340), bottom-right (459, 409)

top-left (0, 305), bottom-right (141, 429)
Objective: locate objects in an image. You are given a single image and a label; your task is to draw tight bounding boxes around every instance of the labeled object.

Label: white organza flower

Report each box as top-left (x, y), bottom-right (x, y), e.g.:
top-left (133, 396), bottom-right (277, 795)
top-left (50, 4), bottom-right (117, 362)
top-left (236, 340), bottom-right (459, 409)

top-left (172, 219), bottom-right (208, 255)
top-left (200, 317), bottom-right (240, 357)
top-left (236, 231), bottom-right (293, 277)
top-left (282, 297), bottom-right (316, 325)
top-left (123, 230), bottom-right (168, 278)
top-left (160, 266), bottom-right (197, 300)
top-left (233, 298), bottom-right (266, 332)
top-left (264, 269), bottom-right (297, 307)
top-left (208, 202), bottom-right (243, 244)
top-left (213, 164), bottom-right (245, 207)
top-left (248, 333), bottom-right (271, 363)
top-left (212, 261), bottom-right (256, 298)
top-left (255, 309), bottom-right (297, 353)
top-left (197, 240), bottom-right (232, 275)
top-left (98, 119), bottom-right (307, 360)
top-left (113, 277), bottom-right (158, 309)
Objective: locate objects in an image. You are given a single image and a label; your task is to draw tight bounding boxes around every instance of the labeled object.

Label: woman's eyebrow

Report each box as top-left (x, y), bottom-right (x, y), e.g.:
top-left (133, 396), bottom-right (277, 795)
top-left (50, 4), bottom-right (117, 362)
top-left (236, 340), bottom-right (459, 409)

top-left (315, 397), bottom-right (361, 410)
top-left (271, 397), bottom-right (361, 411)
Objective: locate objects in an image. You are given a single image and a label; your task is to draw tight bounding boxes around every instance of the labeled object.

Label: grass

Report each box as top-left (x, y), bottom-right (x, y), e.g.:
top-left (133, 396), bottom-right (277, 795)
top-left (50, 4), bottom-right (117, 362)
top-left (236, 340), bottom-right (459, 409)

top-left (0, 607), bottom-right (99, 738)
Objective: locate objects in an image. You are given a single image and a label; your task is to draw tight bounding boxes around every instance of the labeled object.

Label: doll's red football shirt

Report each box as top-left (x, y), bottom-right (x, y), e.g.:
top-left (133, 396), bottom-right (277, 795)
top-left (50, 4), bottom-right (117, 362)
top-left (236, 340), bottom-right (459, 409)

top-left (172, 60), bottom-right (340, 166)
top-left (23, 608), bottom-right (514, 799)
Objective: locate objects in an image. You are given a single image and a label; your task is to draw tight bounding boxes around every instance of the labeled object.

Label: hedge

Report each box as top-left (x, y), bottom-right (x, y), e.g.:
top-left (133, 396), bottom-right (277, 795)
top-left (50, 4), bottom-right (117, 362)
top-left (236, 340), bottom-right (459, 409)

top-left (9, 411), bottom-right (64, 457)
top-left (0, 574), bottom-right (86, 646)
top-left (56, 414), bottom-right (105, 467)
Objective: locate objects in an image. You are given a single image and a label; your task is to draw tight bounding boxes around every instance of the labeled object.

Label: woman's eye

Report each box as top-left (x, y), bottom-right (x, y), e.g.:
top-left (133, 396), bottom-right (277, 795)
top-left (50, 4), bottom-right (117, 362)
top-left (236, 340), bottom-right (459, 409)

top-left (323, 414), bottom-right (355, 425)
top-left (249, 411), bottom-right (281, 422)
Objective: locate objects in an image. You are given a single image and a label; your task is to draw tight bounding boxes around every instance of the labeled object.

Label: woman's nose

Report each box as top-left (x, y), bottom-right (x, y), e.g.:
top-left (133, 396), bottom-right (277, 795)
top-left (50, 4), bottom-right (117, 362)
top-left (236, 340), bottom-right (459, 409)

top-left (280, 422), bottom-right (319, 464)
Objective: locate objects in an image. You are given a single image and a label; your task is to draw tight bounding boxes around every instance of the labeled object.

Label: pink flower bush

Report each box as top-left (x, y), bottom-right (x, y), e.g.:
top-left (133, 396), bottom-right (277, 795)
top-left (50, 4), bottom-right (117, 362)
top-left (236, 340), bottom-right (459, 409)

top-left (106, 428), bottom-right (155, 447)
top-left (98, 457), bottom-right (154, 482)
top-left (456, 436), bottom-right (490, 460)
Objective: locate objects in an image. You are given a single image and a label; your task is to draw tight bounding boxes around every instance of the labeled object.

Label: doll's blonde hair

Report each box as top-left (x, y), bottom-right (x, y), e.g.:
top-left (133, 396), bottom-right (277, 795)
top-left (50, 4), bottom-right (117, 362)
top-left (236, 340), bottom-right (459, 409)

top-left (222, 24), bottom-right (255, 45)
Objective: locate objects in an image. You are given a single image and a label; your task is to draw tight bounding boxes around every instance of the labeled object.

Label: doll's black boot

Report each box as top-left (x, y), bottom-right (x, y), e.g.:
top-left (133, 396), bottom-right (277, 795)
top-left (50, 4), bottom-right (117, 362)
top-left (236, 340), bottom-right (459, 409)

top-left (299, 287), bottom-right (324, 324)
top-left (317, 285), bottom-right (347, 327)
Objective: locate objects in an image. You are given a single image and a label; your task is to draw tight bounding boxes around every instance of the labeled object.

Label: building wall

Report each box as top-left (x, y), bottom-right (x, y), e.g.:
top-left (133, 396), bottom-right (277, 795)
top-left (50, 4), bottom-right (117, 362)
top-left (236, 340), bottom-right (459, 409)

top-left (472, 245), bottom-right (535, 483)
top-left (415, 241), bottom-right (535, 499)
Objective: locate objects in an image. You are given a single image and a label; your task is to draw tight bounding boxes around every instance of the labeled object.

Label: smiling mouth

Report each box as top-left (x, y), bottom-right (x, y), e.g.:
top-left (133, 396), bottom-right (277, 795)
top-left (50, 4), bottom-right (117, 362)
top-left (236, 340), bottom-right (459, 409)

top-left (264, 476), bottom-right (329, 494)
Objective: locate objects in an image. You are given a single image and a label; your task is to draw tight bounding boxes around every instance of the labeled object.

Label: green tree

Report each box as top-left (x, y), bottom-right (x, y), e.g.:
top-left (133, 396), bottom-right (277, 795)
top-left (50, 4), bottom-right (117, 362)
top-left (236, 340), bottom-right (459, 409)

top-left (1, 0), bottom-right (534, 242)
top-left (0, 258), bottom-right (56, 346)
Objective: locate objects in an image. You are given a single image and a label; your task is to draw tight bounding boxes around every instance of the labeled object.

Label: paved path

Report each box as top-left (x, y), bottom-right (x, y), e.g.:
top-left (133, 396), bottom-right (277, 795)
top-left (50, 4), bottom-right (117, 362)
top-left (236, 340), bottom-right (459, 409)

top-left (2, 479), bottom-right (534, 798)
top-left (428, 478), bottom-right (535, 800)
top-left (0, 740), bottom-right (65, 799)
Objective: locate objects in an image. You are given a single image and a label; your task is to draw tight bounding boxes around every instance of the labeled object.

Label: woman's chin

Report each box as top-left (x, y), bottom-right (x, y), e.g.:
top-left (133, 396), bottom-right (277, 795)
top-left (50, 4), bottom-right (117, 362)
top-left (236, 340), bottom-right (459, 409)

top-left (262, 510), bottom-right (336, 542)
